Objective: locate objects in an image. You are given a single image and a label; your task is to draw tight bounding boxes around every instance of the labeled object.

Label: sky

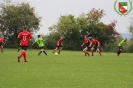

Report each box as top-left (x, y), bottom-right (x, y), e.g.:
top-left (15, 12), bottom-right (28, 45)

top-left (1, 0), bottom-right (133, 35)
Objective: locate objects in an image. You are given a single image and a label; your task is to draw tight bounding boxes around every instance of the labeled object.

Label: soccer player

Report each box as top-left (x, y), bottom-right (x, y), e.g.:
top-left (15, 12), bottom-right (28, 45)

top-left (53, 36), bottom-right (63, 54)
top-left (91, 38), bottom-right (102, 56)
top-left (0, 36), bottom-right (5, 53)
top-left (116, 38), bottom-right (127, 56)
top-left (32, 35), bottom-right (47, 56)
top-left (17, 26), bottom-right (32, 62)
top-left (81, 35), bottom-right (92, 56)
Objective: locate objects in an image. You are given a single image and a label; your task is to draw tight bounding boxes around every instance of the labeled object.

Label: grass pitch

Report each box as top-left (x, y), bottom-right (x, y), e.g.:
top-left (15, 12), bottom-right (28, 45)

top-left (0, 49), bottom-right (133, 88)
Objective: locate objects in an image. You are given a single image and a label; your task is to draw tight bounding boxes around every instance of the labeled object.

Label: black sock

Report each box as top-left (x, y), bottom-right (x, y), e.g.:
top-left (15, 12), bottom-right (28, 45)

top-left (17, 48), bottom-right (20, 52)
top-left (43, 51), bottom-right (47, 55)
top-left (117, 50), bottom-right (121, 55)
top-left (38, 51), bottom-right (42, 56)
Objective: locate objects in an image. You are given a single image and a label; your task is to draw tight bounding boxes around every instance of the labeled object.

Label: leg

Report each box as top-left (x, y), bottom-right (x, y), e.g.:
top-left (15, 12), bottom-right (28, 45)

top-left (53, 47), bottom-right (58, 53)
top-left (18, 50), bottom-right (25, 62)
top-left (117, 49), bottom-right (122, 56)
top-left (97, 48), bottom-right (102, 56)
top-left (58, 47), bottom-right (62, 54)
top-left (38, 49), bottom-right (43, 56)
top-left (23, 50), bottom-right (28, 62)
top-left (18, 46), bottom-right (28, 62)
top-left (1, 45), bottom-right (4, 53)
top-left (91, 47), bottom-right (94, 56)
top-left (17, 47), bottom-right (21, 52)
top-left (42, 49), bottom-right (47, 55)
top-left (117, 46), bottom-right (123, 56)
top-left (83, 47), bottom-right (89, 56)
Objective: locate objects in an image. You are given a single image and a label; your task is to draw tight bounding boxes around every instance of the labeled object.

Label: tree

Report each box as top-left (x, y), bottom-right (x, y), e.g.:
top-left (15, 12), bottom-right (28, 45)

top-left (48, 8), bottom-right (119, 50)
top-left (49, 14), bottom-right (82, 50)
top-left (128, 17), bottom-right (133, 38)
top-left (0, 0), bottom-right (41, 48)
top-left (79, 9), bottom-right (119, 46)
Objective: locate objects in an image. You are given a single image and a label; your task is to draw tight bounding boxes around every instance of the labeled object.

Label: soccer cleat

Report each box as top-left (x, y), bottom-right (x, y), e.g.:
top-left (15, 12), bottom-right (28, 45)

top-left (58, 52), bottom-right (60, 54)
top-left (52, 52), bottom-right (54, 54)
top-left (88, 53), bottom-right (90, 56)
top-left (18, 56), bottom-right (20, 62)
top-left (116, 53), bottom-right (119, 56)
top-left (24, 60), bottom-right (28, 62)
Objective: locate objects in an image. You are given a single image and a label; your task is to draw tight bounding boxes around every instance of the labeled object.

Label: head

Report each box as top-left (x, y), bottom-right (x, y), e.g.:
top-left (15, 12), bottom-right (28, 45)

top-left (61, 36), bottom-right (63, 39)
top-left (38, 35), bottom-right (41, 38)
top-left (92, 37), bottom-right (95, 41)
top-left (124, 38), bottom-right (127, 41)
top-left (23, 26), bottom-right (27, 30)
top-left (84, 35), bottom-right (88, 38)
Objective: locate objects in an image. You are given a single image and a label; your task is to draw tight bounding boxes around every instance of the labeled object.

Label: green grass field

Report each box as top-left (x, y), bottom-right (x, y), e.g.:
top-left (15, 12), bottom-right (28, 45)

top-left (0, 49), bottom-right (133, 88)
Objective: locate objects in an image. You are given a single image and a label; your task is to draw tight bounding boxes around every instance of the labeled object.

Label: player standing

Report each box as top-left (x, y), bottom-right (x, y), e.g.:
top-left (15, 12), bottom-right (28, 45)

top-left (52, 36), bottom-right (63, 54)
top-left (32, 35), bottom-right (47, 56)
top-left (81, 35), bottom-right (92, 56)
top-left (17, 26), bottom-right (32, 62)
top-left (0, 36), bottom-right (5, 53)
top-left (116, 38), bottom-right (127, 56)
top-left (91, 38), bottom-right (102, 56)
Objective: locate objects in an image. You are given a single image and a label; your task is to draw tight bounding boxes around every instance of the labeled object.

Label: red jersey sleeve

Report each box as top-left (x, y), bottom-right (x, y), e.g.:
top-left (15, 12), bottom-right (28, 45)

top-left (28, 33), bottom-right (32, 39)
top-left (18, 32), bottom-right (22, 38)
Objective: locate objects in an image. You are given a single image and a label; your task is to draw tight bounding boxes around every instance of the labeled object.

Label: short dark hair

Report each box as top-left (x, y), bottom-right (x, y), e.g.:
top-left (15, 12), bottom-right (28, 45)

top-left (23, 26), bottom-right (27, 29)
top-left (38, 35), bottom-right (41, 38)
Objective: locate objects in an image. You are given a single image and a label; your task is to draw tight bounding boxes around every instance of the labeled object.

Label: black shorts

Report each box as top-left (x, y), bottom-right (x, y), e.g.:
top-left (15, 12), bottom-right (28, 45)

top-left (21, 46), bottom-right (28, 50)
top-left (94, 45), bottom-right (99, 51)
top-left (0, 43), bottom-right (2, 46)
top-left (56, 46), bottom-right (62, 49)
top-left (39, 46), bottom-right (44, 49)
top-left (119, 46), bottom-right (123, 50)
top-left (85, 46), bottom-right (91, 50)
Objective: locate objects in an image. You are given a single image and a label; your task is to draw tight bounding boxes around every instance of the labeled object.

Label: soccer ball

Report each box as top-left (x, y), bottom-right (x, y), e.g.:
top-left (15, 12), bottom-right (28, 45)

top-left (54, 53), bottom-right (58, 56)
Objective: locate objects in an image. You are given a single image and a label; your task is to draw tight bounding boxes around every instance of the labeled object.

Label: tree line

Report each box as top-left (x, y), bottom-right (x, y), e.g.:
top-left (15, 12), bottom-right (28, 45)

top-left (0, 0), bottom-right (133, 52)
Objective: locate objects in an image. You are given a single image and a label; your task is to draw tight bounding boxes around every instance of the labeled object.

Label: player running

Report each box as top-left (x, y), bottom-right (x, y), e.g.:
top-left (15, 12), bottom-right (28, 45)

top-left (32, 35), bottom-right (47, 56)
top-left (116, 38), bottom-right (127, 56)
top-left (52, 36), bottom-right (63, 54)
top-left (0, 36), bottom-right (5, 53)
top-left (17, 26), bottom-right (32, 62)
top-left (81, 35), bottom-right (92, 56)
top-left (91, 38), bottom-right (102, 56)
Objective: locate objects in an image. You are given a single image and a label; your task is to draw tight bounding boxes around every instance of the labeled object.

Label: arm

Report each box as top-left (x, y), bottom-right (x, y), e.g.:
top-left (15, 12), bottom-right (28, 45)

top-left (32, 41), bottom-right (36, 45)
top-left (81, 43), bottom-right (84, 47)
top-left (119, 40), bottom-right (124, 46)
top-left (2, 41), bottom-right (5, 44)
top-left (98, 42), bottom-right (100, 47)
top-left (89, 41), bottom-right (92, 47)
top-left (32, 38), bottom-right (36, 45)
top-left (29, 33), bottom-right (32, 39)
